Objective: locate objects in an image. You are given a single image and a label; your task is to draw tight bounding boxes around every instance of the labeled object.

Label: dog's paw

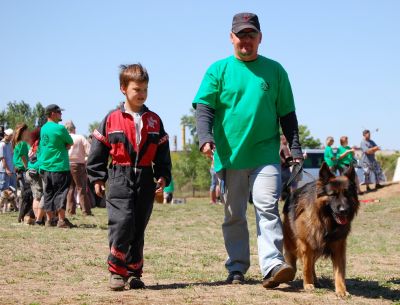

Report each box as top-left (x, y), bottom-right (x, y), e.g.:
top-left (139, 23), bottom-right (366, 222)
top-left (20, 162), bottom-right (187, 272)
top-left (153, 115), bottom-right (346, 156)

top-left (336, 290), bottom-right (350, 298)
top-left (304, 284), bottom-right (315, 291)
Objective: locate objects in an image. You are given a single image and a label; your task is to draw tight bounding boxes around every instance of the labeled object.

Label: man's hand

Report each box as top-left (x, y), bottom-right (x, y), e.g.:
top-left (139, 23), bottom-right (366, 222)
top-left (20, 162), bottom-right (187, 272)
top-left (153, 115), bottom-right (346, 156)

top-left (94, 180), bottom-right (105, 198)
top-left (5, 168), bottom-right (12, 176)
top-left (201, 142), bottom-right (215, 160)
top-left (155, 177), bottom-right (166, 193)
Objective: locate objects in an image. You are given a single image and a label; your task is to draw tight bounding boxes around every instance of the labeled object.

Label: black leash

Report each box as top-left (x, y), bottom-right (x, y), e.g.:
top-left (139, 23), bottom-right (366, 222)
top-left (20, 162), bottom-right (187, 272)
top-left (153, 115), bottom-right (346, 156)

top-left (282, 160), bottom-right (315, 191)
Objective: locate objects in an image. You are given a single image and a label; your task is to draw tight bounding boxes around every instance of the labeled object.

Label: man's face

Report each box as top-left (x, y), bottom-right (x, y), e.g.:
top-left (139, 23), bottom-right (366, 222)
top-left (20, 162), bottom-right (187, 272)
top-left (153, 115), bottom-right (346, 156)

top-left (4, 134), bottom-right (13, 142)
top-left (364, 132), bottom-right (370, 140)
top-left (52, 110), bottom-right (62, 123)
top-left (121, 81), bottom-right (148, 109)
top-left (230, 28), bottom-right (262, 61)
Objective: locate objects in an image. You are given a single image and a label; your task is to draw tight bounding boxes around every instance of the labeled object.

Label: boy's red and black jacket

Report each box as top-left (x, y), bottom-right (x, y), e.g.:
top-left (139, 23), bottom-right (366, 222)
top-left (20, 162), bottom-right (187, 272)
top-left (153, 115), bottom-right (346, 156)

top-left (87, 104), bottom-right (171, 185)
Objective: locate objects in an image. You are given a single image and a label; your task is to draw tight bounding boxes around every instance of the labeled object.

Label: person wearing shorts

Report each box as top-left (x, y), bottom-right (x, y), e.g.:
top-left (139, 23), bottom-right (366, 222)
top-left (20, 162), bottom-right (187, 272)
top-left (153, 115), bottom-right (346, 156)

top-left (39, 104), bottom-right (74, 228)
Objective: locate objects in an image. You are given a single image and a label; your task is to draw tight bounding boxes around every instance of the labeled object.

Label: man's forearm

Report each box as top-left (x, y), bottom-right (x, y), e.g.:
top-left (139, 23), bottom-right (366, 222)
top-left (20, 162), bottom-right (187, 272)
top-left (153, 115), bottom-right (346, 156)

top-left (195, 103), bottom-right (215, 149)
top-left (280, 111), bottom-right (303, 159)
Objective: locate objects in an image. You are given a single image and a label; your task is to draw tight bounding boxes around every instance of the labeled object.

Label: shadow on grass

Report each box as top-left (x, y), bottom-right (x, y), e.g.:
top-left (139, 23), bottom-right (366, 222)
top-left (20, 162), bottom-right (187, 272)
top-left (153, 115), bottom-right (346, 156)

top-left (146, 278), bottom-right (261, 290)
top-left (279, 277), bottom-right (400, 301)
top-left (346, 278), bottom-right (400, 301)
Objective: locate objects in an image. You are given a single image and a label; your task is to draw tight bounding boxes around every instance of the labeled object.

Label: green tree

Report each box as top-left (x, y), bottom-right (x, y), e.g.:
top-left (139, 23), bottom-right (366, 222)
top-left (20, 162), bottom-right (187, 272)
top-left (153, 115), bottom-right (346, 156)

top-left (0, 101), bottom-right (46, 129)
top-left (299, 125), bottom-right (321, 148)
top-left (88, 121), bottom-right (100, 134)
top-left (173, 143), bottom-right (210, 196)
top-left (181, 108), bottom-right (197, 146)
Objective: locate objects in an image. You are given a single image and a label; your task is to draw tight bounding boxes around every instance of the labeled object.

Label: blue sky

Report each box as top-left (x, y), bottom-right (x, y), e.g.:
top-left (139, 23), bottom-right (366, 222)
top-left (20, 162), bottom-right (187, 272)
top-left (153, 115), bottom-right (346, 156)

top-left (1, 1), bottom-right (399, 150)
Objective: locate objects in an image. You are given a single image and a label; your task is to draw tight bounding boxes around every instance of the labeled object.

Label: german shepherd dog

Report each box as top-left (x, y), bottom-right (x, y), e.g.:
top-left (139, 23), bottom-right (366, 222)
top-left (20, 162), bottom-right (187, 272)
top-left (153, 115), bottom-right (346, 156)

top-left (283, 162), bottom-right (359, 297)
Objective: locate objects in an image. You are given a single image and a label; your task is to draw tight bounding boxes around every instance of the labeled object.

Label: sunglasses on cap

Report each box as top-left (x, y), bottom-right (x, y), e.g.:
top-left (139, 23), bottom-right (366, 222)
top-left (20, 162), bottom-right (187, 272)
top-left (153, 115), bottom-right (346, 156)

top-left (234, 30), bottom-right (259, 39)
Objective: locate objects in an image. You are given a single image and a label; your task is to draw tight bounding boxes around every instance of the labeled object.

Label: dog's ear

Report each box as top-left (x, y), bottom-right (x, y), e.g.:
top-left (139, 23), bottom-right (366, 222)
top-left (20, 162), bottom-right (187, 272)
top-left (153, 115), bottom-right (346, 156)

top-left (319, 162), bottom-right (335, 184)
top-left (343, 165), bottom-right (356, 182)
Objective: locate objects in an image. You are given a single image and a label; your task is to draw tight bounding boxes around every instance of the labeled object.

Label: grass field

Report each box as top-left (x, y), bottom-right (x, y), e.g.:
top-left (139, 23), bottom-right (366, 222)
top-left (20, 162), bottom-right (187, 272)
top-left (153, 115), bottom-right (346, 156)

top-left (0, 189), bottom-right (399, 305)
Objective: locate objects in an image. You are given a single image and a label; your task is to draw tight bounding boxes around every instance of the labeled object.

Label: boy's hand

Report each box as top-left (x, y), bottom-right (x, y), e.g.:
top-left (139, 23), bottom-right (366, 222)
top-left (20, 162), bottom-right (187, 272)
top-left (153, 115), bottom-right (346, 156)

top-left (155, 177), bottom-right (166, 193)
top-left (94, 181), bottom-right (105, 198)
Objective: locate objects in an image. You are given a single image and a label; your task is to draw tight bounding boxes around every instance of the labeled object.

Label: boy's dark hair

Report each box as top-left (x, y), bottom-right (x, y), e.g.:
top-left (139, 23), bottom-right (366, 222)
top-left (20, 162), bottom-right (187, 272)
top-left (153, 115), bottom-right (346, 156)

top-left (119, 63), bottom-right (149, 88)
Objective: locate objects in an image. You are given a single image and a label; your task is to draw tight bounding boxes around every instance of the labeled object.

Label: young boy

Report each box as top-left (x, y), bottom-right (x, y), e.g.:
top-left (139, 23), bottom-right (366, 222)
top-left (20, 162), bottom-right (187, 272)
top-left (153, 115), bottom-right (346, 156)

top-left (87, 64), bottom-right (172, 291)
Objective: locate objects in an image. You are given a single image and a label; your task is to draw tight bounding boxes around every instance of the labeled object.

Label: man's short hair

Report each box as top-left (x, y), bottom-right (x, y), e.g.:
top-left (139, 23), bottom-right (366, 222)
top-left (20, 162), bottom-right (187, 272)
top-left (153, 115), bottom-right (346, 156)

top-left (119, 63), bottom-right (149, 88)
top-left (64, 120), bottom-right (76, 133)
top-left (363, 129), bottom-right (370, 135)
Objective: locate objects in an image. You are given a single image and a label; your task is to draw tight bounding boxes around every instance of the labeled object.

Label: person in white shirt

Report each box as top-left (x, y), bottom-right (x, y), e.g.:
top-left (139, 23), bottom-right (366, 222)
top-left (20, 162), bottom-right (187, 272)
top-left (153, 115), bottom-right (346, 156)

top-left (65, 121), bottom-right (93, 216)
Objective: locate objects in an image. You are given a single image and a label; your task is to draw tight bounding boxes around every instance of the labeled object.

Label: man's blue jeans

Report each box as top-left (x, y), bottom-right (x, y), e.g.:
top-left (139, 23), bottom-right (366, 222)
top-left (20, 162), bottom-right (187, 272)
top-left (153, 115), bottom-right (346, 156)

top-left (218, 164), bottom-right (284, 278)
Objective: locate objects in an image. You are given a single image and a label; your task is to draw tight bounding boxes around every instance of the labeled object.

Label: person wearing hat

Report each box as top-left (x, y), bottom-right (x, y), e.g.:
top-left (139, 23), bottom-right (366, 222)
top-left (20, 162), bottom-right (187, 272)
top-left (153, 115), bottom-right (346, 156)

top-left (193, 12), bottom-right (303, 288)
top-left (360, 129), bottom-right (385, 191)
top-left (39, 104), bottom-right (74, 228)
top-left (0, 128), bottom-right (16, 191)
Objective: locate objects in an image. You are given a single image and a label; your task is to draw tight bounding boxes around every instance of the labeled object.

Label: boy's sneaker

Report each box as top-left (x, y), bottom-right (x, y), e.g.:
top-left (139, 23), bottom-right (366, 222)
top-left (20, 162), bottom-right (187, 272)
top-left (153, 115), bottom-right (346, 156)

top-left (262, 263), bottom-right (295, 289)
top-left (35, 220), bottom-right (45, 226)
top-left (127, 276), bottom-right (145, 289)
top-left (57, 218), bottom-right (76, 228)
top-left (226, 271), bottom-right (245, 284)
top-left (109, 273), bottom-right (126, 291)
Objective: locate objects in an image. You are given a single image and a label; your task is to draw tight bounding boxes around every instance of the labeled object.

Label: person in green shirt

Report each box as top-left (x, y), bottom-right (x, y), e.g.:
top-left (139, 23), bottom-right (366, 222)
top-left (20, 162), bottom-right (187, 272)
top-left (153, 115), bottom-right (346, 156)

top-left (193, 12), bottom-right (303, 289)
top-left (337, 136), bottom-right (363, 194)
top-left (12, 123), bottom-right (30, 172)
top-left (336, 136), bottom-right (355, 174)
top-left (39, 104), bottom-right (74, 228)
top-left (324, 136), bottom-right (337, 173)
top-left (12, 123), bottom-right (32, 223)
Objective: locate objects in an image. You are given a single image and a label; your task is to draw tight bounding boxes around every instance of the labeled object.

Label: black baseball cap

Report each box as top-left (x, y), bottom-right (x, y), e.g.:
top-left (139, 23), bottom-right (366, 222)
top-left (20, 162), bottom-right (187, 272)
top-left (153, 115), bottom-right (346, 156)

top-left (232, 12), bottom-right (261, 34)
top-left (45, 104), bottom-right (64, 115)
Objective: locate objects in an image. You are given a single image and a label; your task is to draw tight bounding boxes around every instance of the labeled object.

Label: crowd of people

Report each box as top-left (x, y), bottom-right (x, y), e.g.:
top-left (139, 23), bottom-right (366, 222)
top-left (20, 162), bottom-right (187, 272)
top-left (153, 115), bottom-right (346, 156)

top-left (323, 130), bottom-right (385, 193)
top-left (0, 105), bottom-right (99, 227)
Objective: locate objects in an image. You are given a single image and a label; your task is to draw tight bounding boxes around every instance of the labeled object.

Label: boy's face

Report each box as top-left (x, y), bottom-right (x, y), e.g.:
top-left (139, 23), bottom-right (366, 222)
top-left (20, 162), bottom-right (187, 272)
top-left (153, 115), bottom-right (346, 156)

top-left (121, 81), bottom-right (148, 109)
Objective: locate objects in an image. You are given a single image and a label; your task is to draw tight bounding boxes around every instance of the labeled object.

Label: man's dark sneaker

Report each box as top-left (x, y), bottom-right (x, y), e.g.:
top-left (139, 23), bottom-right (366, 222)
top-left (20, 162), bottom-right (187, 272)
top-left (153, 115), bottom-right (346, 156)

top-left (262, 263), bottom-right (295, 289)
top-left (375, 184), bottom-right (384, 189)
top-left (127, 276), bottom-right (145, 289)
top-left (366, 185), bottom-right (372, 192)
top-left (35, 220), bottom-right (45, 226)
top-left (109, 273), bottom-right (126, 291)
top-left (226, 271), bottom-right (245, 284)
top-left (57, 218), bottom-right (76, 228)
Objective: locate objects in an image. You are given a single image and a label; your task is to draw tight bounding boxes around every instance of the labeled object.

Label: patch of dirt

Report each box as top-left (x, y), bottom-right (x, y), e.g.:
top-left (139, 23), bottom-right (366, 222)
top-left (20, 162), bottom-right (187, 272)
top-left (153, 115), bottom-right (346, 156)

top-left (359, 182), bottom-right (400, 201)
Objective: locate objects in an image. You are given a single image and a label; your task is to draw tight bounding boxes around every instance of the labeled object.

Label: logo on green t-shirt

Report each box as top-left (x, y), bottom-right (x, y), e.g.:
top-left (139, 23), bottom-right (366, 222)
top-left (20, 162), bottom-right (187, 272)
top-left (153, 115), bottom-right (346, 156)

top-left (261, 81), bottom-right (270, 91)
top-left (42, 134), bottom-right (49, 146)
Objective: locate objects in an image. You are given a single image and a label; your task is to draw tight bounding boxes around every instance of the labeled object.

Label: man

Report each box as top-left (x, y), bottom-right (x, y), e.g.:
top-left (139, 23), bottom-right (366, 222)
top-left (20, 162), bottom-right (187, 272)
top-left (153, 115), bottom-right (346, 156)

top-left (193, 12), bottom-right (303, 289)
top-left (64, 120), bottom-right (93, 216)
top-left (39, 104), bottom-right (75, 228)
top-left (360, 129), bottom-right (385, 191)
top-left (0, 129), bottom-right (16, 192)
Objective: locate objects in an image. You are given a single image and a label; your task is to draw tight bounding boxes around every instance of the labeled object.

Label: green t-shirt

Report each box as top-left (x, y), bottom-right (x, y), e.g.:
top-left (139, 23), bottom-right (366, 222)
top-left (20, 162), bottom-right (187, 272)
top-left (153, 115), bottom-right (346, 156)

top-left (193, 55), bottom-right (295, 171)
top-left (164, 179), bottom-right (174, 193)
top-left (39, 121), bottom-right (73, 172)
top-left (336, 145), bottom-right (353, 168)
top-left (324, 146), bottom-right (337, 167)
top-left (13, 141), bottom-right (29, 170)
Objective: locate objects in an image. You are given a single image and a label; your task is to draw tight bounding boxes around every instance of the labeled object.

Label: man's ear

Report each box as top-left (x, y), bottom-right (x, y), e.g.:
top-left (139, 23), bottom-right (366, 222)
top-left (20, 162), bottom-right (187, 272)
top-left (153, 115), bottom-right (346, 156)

top-left (259, 32), bottom-right (262, 44)
top-left (230, 32), bottom-right (234, 44)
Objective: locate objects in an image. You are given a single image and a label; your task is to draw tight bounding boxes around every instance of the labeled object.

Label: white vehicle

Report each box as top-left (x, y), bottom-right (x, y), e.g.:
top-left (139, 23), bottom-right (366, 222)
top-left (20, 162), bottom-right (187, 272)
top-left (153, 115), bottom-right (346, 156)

top-left (296, 149), bottom-right (366, 188)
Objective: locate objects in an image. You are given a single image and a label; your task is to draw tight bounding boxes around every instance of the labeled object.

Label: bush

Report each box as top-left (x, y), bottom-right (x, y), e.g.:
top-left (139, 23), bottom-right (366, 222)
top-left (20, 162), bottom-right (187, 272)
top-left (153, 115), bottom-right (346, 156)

top-left (377, 152), bottom-right (400, 181)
